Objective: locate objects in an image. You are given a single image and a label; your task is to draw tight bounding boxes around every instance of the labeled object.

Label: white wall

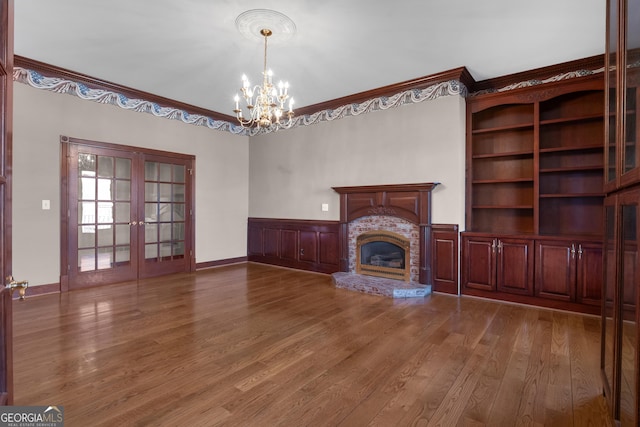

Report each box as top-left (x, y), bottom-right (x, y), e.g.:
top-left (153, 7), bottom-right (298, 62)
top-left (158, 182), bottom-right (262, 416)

top-left (248, 95), bottom-right (466, 226)
top-left (12, 83), bottom-right (249, 286)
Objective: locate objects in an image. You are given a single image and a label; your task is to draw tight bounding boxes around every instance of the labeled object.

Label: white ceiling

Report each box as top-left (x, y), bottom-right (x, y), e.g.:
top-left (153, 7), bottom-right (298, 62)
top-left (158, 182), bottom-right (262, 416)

top-left (13, 0), bottom-right (606, 115)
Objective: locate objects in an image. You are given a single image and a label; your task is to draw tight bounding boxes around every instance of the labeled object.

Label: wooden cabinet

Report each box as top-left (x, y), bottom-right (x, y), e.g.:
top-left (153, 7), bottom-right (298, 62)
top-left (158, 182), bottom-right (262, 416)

top-left (464, 75), bottom-right (605, 313)
top-left (247, 218), bottom-right (340, 274)
top-left (462, 234), bottom-right (534, 296)
top-left (463, 233), bottom-right (601, 312)
top-left (601, 0), bottom-right (640, 423)
top-left (535, 239), bottom-right (602, 305)
top-left (467, 77), bottom-right (604, 237)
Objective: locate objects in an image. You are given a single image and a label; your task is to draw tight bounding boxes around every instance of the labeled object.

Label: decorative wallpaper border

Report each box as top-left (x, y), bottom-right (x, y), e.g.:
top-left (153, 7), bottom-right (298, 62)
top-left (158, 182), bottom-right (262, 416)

top-left (469, 67), bottom-right (605, 96)
top-left (13, 67), bottom-right (247, 135)
top-left (13, 65), bottom-right (604, 136)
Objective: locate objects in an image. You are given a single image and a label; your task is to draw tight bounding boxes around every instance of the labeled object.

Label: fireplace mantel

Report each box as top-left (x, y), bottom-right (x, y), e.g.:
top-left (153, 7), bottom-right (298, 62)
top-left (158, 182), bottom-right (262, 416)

top-left (332, 183), bottom-right (438, 224)
top-left (332, 183), bottom-right (439, 284)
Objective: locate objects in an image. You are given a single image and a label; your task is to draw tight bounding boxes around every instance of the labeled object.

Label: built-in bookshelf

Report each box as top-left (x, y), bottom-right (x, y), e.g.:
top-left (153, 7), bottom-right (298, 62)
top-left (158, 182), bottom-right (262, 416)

top-left (467, 77), bottom-right (604, 237)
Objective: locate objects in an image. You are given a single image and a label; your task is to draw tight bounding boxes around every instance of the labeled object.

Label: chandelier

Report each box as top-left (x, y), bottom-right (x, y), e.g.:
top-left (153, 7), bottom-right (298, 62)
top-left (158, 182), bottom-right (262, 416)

top-left (233, 28), bottom-right (294, 129)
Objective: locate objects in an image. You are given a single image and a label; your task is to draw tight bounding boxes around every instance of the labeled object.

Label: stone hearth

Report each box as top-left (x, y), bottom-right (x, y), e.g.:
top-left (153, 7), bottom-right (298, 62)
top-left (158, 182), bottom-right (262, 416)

top-left (332, 272), bottom-right (431, 299)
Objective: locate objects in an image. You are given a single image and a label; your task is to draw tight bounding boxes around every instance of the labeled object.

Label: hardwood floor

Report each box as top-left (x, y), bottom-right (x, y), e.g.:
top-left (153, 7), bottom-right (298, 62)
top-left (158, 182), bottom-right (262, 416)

top-left (13, 263), bottom-right (612, 426)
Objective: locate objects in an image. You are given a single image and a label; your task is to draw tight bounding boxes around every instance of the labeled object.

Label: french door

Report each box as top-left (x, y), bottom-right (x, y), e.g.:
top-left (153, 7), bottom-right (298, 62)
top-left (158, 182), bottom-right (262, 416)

top-left (62, 138), bottom-right (194, 289)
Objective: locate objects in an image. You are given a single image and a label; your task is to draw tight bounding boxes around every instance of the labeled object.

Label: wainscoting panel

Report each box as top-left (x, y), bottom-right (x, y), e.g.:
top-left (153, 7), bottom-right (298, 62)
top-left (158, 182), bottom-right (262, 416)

top-left (248, 218), bottom-right (459, 290)
top-left (247, 218), bottom-right (341, 274)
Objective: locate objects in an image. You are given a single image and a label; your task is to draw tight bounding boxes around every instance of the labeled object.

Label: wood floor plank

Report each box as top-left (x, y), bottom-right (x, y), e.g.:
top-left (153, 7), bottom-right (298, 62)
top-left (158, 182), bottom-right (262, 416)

top-left (11, 263), bottom-right (613, 426)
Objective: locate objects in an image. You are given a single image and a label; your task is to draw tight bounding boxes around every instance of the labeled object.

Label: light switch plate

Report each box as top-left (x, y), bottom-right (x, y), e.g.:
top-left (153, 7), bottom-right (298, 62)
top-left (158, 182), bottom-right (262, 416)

top-left (321, 203), bottom-right (329, 212)
top-left (42, 199), bottom-right (50, 210)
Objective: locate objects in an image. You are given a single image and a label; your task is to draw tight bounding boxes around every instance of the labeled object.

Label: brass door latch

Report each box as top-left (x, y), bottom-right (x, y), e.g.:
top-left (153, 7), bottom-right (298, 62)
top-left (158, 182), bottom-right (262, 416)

top-left (6, 276), bottom-right (28, 300)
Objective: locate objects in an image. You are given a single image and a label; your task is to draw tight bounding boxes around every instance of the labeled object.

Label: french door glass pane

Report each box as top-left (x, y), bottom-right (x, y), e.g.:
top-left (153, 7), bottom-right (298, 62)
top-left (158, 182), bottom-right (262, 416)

top-left (173, 184), bottom-right (185, 202)
top-left (159, 163), bottom-right (172, 181)
top-left (145, 244), bottom-right (158, 259)
top-left (97, 227), bottom-right (113, 246)
top-left (145, 183), bottom-right (157, 202)
top-left (115, 246), bottom-right (130, 264)
top-left (173, 242), bottom-right (185, 256)
top-left (174, 165), bottom-right (185, 183)
top-left (145, 162), bottom-right (156, 180)
top-left (78, 248), bottom-right (95, 271)
top-left (115, 225), bottom-right (130, 245)
top-left (78, 226), bottom-right (95, 248)
top-left (115, 203), bottom-right (130, 223)
top-left (115, 181), bottom-right (130, 201)
top-left (97, 156), bottom-right (114, 178)
top-left (97, 247), bottom-right (114, 270)
top-left (145, 224), bottom-right (158, 243)
top-left (115, 158), bottom-right (131, 179)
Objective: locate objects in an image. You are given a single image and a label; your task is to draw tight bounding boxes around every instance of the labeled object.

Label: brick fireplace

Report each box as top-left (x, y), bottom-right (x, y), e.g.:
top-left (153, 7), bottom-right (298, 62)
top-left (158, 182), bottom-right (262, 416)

top-left (352, 218), bottom-right (417, 282)
top-left (332, 183), bottom-right (438, 285)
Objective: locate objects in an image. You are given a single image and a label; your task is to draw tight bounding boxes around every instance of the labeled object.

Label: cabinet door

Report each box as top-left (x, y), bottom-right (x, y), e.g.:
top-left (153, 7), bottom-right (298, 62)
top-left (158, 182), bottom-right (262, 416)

top-left (280, 230), bottom-right (298, 262)
top-left (247, 225), bottom-right (264, 256)
top-left (299, 231), bottom-right (318, 263)
top-left (496, 238), bottom-right (534, 295)
top-left (462, 236), bottom-right (496, 291)
top-left (575, 242), bottom-right (603, 306)
top-left (264, 228), bottom-right (280, 258)
top-left (318, 231), bottom-right (339, 266)
top-left (535, 240), bottom-right (575, 301)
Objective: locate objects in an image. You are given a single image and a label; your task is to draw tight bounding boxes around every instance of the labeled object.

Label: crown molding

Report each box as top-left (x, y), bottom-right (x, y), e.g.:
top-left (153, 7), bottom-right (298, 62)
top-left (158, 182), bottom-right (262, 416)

top-left (14, 55), bottom-right (237, 123)
top-left (471, 54), bottom-right (605, 93)
top-left (295, 66), bottom-right (474, 118)
top-left (13, 54), bottom-right (605, 135)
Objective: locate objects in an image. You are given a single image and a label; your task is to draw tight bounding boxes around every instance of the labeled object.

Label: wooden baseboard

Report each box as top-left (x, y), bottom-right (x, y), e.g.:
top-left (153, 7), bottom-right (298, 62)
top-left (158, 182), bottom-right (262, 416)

top-left (18, 259), bottom-right (249, 297)
top-left (18, 282), bottom-right (61, 299)
top-left (196, 257), bottom-right (248, 270)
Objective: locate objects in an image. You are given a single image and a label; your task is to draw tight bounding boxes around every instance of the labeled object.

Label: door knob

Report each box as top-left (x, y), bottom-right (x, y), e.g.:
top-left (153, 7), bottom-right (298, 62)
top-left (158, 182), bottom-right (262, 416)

top-left (6, 276), bottom-right (28, 300)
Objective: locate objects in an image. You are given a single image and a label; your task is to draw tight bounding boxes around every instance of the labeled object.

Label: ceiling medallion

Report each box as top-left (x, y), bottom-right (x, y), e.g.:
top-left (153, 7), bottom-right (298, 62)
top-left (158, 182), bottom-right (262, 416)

top-left (235, 9), bottom-right (296, 44)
